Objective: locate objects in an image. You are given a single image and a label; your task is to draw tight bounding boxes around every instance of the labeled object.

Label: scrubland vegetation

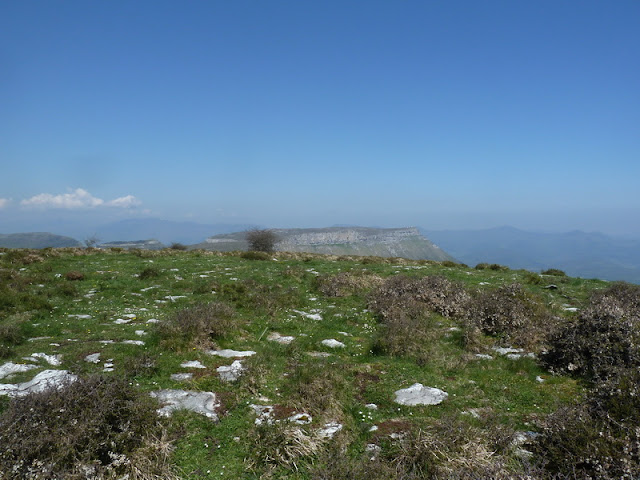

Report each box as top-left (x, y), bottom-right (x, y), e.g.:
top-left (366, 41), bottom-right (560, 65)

top-left (0, 246), bottom-right (638, 478)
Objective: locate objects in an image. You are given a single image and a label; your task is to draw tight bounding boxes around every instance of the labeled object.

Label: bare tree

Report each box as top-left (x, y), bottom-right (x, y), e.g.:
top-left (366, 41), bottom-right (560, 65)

top-left (246, 229), bottom-right (278, 253)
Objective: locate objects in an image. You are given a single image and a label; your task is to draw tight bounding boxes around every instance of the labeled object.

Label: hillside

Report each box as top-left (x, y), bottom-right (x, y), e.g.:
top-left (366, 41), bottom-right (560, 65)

top-left (1, 247), bottom-right (637, 478)
top-left (423, 226), bottom-right (640, 284)
top-left (195, 227), bottom-right (456, 262)
top-left (0, 232), bottom-right (81, 249)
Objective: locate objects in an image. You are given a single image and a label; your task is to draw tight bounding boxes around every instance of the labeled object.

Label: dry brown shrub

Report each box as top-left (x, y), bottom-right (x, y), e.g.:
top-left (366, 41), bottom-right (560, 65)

top-left (317, 271), bottom-right (384, 297)
top-left (65, 270), bottom-right (85, 281)
top-left (0, 376), bottom-right (178, 479)
top-left (463, 283), bottom-right (558, 351)
top-left (155, 302), bottom-right (237, 351)
top-left (541, 282), bottom-right (640, 381)
top-left (369, 275), bottom-right (470, 319)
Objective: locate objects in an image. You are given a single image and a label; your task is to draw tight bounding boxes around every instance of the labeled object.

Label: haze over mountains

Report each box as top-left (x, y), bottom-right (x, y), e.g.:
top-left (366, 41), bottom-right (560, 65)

top-left (1, 220), bottom-right (639, 284)
top-left (423, 226), bottom-right (640, 284)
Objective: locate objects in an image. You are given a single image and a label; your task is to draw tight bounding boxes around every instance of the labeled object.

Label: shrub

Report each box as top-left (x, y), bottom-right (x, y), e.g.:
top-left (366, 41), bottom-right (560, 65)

top-left (155, 302), bottom-right (237, 351)
top-left (0, 376), bottom-right (177, 479)
top-left (246, 228), bottom-right (278, 253)
top-left (541, 282), bottom-right (640, 381)
top-left (316, 271), bottom-right (384, 297)
top-left (369, 275), bottom-right (470, 320)
top-left (533, 367), bottom-right (640, 478)
top-left (139, 266), bottom-right (160, 279)
top-left (246, 422), bottom-right (320, 474)
top-left (241, 250), bottom-right (270, 261)
top-left (541, 268), bottom-right (566, 276)
top-left (287, 360), bottom-right (350, 420)
top-left (169, 242), bottom-right (187, 250)
top-left (463, 283), bottom-right (556, 350)
top-left (65, 270), bottom-right (85, 281)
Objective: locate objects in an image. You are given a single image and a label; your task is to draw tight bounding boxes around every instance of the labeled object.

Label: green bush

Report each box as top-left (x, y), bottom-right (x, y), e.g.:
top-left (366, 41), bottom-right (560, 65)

top-left (541, 282), bottom-right (640, 381)
top-left (0, 376), bottom-right (177, 479)
top-left (246, 229), bottom-right (278, 253)
top-left (169, 242), bottom-right (187, 250)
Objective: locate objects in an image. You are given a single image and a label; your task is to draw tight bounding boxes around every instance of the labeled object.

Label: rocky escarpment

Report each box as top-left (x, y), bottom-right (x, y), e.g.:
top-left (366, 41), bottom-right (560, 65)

top-left (195, 227), bottom-right (456, 262)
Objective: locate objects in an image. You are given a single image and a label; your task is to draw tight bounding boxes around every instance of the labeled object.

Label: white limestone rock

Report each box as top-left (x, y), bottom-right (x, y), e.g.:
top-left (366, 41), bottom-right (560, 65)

top-left (321, 339), bottom-right (345, 349)
top-left (0, 370), bottom-right (77, 397)
top-left (394, 383), bottom-right (448, 406)
top-left (207, 349), bottom-right (256, 358)
top-left (217, 360), bottom-right (244, 382)
top-left (151, 389), bottom-right (220, 420)
top-left (0, 362), bottom-right (38, 380)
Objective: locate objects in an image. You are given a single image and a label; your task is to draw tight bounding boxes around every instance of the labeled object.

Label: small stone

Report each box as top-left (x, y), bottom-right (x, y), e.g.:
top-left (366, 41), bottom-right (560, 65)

top-left (150, 390), bottom-right (220, 420)
top-left (30, 353), bottom-right (62, 366)
top-left (122, 340), bottom-right (145, 346)
top-left (181, 360), bottom-right (206, 369)
top-left (474, 354), bottom-right (493, 360)
top-left (84, 353), bottom-right (101, 364)
top-left (289, 413), bottom-right (313, 424)
top-left (217, 360), bottom-right (244, 382)
top-left (114, 318), bottom-right (131, 324)
top-left (171, 373), bottom-right (193, 381)
top-left (365, 403), bottom-right (378, 410)
top-left (317, 422), bottom-right (342, 439)
top-left (267, 332), bottom-right (295, 345)
top-left (207, 349), bottom-right (256, 358)
top-left (321, 339), bottom-right (345, 348)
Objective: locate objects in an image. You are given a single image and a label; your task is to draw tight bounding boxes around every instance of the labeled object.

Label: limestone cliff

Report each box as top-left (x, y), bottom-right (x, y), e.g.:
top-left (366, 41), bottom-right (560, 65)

top-left (195, 227), bottom-right (456, 262)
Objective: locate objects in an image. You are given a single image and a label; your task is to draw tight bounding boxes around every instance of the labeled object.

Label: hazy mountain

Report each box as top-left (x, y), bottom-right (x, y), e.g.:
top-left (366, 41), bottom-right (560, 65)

top-left (94, 219), bottom-right (257, 244)
top-left (422, 226), bottom-right (640, 284)
top-left (97, 239), bottom-right (167, 250)
top-left (195, 227), bottom-right (456, 262)
top-left (0, 232), bottom-right (81, 249)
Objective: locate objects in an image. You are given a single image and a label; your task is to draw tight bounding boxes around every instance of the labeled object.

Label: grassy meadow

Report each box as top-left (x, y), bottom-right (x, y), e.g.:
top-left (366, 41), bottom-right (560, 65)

top-left (0, 247), bottom-right (638, 479)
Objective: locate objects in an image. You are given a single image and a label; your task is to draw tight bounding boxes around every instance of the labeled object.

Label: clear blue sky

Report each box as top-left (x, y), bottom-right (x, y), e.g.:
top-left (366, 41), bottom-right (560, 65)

top-left (2, 1), bottom-right (639, 235)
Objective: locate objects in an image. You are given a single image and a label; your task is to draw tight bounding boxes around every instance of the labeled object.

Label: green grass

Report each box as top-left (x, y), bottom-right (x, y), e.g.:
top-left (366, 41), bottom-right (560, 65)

top-left (0, 247), bottom-right (614, 478)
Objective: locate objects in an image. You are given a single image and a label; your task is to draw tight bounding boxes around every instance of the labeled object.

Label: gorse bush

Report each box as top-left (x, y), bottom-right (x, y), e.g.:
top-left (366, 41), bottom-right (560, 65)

top-left (533, 366), bottom-right (640, 479)
top-left (139, 266), bottom-right (160, 279)
top-left (463, 283), bottom-right (556, 351)
top-left (316, 271), bottom-right (384, 297)
top-left (0, 376), bottom-right (177, 479)
top-left (541, 282), bottom-right (640, 381)
top-left (155, 301), bottom-right (237, 350)
top-left (369, 275), bottom-right (470, 320)
top-left (541, 268), bottom-right (566, 276)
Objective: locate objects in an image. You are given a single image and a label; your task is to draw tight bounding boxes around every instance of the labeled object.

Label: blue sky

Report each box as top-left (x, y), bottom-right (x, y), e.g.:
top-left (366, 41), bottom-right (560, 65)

top-left (2, 1), bottom-right (639, 236)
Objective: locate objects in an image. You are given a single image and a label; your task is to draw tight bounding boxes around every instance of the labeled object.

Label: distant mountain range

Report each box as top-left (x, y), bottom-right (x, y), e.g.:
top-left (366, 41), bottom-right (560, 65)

top-left (93, 219), bottom-right (256, 244)
top-left (0, 232), bottom-right (81, 249)
top-left (194, 227), bottom-right (455, 262)
top-left (3, 222), bottom-right (639, 284)
top-left (422, 226), bottom-right (640, 284)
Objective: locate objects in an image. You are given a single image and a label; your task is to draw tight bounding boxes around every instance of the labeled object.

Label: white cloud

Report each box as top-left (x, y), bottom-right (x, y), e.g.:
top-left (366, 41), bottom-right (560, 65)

top-left (20, 188), bottom-right (140, 210)
top-left (106, 195), bottom-right (141, 208)
top-left (0, 198), bottom-right (11, 209)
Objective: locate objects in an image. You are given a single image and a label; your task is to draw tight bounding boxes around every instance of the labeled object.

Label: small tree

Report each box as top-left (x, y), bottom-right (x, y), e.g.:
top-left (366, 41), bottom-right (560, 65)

top-left (246, 229), bottom-right (278, 253)
top-left (84, 235), bottom-right (100, 248)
